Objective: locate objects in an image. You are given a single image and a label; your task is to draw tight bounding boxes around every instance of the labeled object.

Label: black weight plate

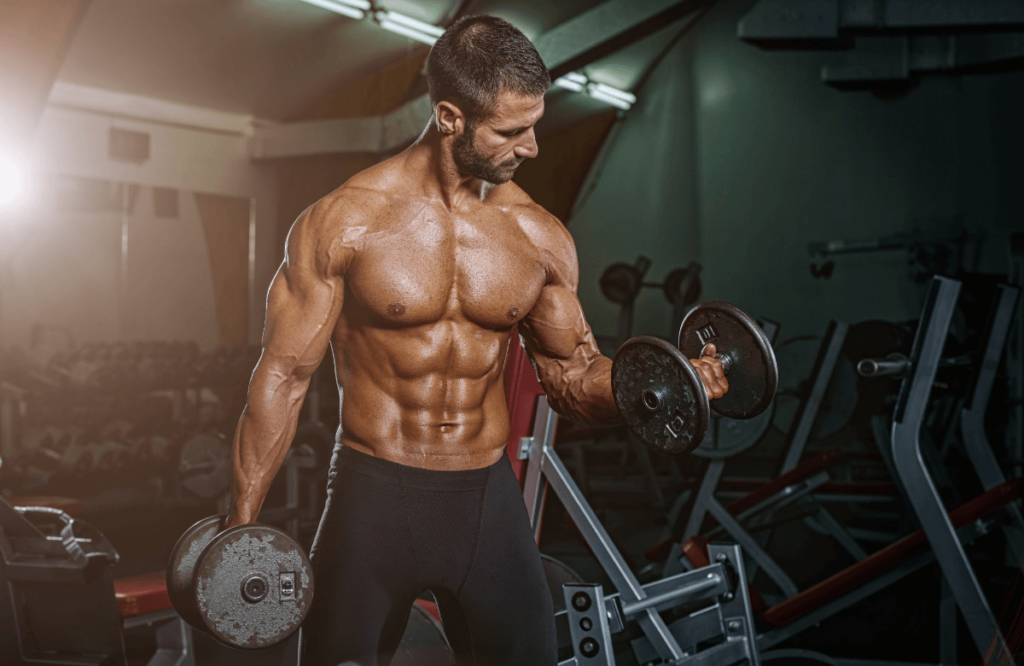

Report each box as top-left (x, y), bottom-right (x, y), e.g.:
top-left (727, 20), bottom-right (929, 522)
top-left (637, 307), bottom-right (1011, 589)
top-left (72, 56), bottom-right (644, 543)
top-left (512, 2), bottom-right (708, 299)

top-left (678, 302), bottom-right (778, 420)
top-left (693, 404), bottom-right (775, 460)
top-left (193, 523), bottom-right (314, 650)
top-left (541, 554), bottom-right (584, 612)
top-left (166, 514), bottom-right (224, 632)
top-left (612, 336), bottom-right (709, 456)
top-left (392, 603), bottom-right (456, 666)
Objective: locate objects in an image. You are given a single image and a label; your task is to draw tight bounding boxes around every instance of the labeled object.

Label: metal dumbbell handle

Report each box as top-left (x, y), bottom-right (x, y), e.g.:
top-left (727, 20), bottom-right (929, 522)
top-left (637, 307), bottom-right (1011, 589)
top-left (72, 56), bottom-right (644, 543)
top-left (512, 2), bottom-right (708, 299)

top-left (640, 352), bottom-right (733, 415)
top-left (858, 353), bottom-right (972, 378)
top-left (857, 353), bottom-right (910, 378)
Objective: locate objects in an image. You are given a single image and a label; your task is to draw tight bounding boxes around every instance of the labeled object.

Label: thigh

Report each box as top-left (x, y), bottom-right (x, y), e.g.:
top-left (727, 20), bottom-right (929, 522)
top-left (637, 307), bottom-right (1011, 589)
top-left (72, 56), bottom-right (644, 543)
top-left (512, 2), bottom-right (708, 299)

top-left (302, 468), bottom-right (420, 666)
top-left (437, 461), bottom-right (557, 666)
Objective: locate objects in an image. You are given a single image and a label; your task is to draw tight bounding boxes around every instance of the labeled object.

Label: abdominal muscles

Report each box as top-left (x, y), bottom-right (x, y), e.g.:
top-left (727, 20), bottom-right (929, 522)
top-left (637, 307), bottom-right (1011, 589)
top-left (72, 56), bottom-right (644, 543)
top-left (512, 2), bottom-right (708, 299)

top-left (333, 320), bottom-right (515, 470)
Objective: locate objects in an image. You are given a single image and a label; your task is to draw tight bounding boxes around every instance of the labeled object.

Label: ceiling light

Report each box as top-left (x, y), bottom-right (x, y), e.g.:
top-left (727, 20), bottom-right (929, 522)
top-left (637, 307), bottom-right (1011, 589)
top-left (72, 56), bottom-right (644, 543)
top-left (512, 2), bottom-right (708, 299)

top-left (0, 155), bottom-right (24, 208)
top-left (554, 72), bottom-right (587, 92)
top-left (589, 82), bottom-right (636, 106)
top-left (376, 10), bottom-right (445, 45)
top-left (298, 0), bottom-right (367, 20)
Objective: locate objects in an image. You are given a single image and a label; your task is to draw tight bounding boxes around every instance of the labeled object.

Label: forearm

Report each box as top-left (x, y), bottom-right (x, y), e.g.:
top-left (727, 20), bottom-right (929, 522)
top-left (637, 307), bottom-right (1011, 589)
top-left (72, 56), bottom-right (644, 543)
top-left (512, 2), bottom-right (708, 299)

top-left (226, 360), bottom-right (312, 525)
top-left (539, 353), bottom-right (622, 428)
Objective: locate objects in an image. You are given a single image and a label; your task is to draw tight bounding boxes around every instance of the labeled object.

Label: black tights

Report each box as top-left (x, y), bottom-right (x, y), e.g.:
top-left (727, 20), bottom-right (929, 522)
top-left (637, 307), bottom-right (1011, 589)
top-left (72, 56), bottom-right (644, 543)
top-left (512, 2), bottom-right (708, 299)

top-left (301, 445), bottom-right (557, 666)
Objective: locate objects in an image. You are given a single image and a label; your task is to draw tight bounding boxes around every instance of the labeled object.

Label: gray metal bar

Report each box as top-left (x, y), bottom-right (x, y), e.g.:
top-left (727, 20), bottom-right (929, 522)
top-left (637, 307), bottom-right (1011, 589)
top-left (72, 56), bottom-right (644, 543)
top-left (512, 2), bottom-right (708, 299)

top-left (781, 321), bottom-right (849, 473)
top-left (890, 276), bottom-right (1013, 664)
top-left (707, 495), bottom-right (800, 598)
top-left (960, 285), bottom-right (1024, 564)
top-left (535, 397), bottom-right (686, 661)
top-left (563, 583), bottom-right (615, 666)
top-left (709, 543), bottom-right (762, 666)
top-left (620, 571), bottom-right (721, 616)
top-left (807, 506), bottom-right (868, 561)
top-left (522, 396), bottom-right (559, 539)
top-left (683, 459), bottom-right (725, 540)
top-left (961, 285), bottom-right (1019, 490)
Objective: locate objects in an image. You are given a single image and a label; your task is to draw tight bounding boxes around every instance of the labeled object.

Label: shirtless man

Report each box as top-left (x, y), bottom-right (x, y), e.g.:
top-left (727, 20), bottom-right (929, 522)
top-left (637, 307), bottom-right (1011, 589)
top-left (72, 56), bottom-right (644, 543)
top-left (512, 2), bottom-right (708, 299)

top-left (225, 15), bottom-right (728, 666)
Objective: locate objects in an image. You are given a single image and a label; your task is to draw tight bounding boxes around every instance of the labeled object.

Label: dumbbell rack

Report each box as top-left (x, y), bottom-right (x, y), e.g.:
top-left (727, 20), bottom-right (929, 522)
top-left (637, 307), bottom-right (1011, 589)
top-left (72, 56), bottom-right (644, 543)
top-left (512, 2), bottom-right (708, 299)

top-left (519, 396), bottom-right (761, 666)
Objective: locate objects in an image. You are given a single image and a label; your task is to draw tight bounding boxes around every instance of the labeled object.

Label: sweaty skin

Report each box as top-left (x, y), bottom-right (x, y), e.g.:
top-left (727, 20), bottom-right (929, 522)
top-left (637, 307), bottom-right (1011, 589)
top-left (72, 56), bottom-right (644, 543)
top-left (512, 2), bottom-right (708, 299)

top-left (226, 91), bottom-right (728, 526)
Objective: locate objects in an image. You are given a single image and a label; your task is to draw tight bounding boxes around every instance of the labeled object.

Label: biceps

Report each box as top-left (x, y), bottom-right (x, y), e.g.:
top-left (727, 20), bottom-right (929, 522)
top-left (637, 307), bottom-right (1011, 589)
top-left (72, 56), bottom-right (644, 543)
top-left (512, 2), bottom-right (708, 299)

top-left (520, 284), bottom-right (598, 370)
top-left (261, 265), bottom-right (344, 377)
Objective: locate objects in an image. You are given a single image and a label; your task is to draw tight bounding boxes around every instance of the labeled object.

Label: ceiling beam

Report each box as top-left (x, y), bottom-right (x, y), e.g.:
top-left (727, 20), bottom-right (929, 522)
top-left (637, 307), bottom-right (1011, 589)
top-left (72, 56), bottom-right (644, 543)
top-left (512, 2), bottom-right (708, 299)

top-left (249, 0), bottom-right (707, 160)
top-left (540, 0), bottom-right (709, 80)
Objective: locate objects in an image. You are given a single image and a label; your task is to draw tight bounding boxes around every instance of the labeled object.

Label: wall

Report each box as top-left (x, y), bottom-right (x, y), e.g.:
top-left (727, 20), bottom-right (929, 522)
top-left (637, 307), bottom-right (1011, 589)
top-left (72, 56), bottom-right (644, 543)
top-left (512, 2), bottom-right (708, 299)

top-left (0, 182), bottom-right (220, 349)
top-left (0, 91), bottom-right (280, 349)
top-left (570, 0), bottom-right (1024, 343)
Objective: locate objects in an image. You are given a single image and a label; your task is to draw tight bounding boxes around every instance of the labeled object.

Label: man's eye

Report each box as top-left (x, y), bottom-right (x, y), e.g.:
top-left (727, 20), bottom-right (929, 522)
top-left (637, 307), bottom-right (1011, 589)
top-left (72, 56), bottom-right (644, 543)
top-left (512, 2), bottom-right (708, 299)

top-left (501, 130), bottom-right (520, 137)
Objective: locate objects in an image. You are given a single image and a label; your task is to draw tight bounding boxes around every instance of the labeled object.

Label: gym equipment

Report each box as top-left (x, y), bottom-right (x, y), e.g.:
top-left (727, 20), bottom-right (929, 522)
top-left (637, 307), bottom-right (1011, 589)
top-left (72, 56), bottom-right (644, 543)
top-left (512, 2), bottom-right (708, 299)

top-left (671, 276), bottom-right (1024, 665)
top-left (519, 396), bottom-right (761, 666)
top-left (612, 302), bottom-right (777, 456)
top-left (166, 515), bottom-right (314, 650)
top-left (0, 497), bottom-right (125, 665)
top-left (597, 258), bottom-right (703, 346)
top-left (177, 432), bottom-right (232, 499)
top-left (678, 302), bottom-right (777, 420)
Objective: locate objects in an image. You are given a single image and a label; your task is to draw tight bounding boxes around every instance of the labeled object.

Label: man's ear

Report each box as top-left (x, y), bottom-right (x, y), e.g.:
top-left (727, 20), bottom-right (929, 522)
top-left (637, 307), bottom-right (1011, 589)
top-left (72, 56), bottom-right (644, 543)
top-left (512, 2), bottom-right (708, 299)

top-left (435, 101), bottom-right (466, 135)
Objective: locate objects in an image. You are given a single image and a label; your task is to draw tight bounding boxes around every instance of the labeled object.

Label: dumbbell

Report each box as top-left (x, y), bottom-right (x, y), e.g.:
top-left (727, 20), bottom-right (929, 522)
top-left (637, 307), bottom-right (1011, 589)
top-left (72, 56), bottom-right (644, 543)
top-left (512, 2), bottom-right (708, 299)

top-left (166, 515), bottom-right (314, 650)
top-left (611, 301), bottom-right (778, 456)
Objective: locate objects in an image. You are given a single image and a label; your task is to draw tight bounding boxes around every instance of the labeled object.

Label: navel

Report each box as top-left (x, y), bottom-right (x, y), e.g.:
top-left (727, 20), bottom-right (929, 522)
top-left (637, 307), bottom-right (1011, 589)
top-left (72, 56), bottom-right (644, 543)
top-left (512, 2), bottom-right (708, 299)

top-left (507, 306), bottom-right (521, 321)
top-left (387, 302), bottom-right (406, 317)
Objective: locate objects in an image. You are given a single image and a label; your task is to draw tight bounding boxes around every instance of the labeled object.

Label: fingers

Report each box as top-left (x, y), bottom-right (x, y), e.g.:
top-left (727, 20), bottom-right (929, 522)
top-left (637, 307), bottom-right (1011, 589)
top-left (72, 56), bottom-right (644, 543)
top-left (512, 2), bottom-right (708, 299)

top-left (689, 355), bottom-right (729, 400)
top-left (701, 343), bottom-right (717, 358)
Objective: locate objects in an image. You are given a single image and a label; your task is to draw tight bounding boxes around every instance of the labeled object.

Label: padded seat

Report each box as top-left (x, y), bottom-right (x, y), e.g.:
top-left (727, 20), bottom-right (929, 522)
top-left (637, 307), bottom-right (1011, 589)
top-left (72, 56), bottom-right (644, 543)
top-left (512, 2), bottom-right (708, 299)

top-left (7, 495), bottom-right (84, 517)
top-left (682, 478), bottom-right (1024, 628)
top-left (115, 571), bottom-right (173, 618)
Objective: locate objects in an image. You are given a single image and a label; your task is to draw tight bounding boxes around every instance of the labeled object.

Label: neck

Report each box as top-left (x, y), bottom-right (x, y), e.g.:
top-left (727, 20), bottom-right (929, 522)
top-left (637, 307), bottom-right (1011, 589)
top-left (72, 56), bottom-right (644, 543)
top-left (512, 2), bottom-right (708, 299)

top-left (409, 123), bottom-right (489, 208)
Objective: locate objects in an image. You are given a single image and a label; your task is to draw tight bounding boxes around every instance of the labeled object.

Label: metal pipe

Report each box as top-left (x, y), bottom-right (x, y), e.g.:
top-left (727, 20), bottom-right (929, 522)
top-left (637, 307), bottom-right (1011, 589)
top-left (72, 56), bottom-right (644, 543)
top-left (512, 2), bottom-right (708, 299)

top-left (857, 353), bottom-right (910, 378)
top-left (620, 573), bottom-right (721, 616)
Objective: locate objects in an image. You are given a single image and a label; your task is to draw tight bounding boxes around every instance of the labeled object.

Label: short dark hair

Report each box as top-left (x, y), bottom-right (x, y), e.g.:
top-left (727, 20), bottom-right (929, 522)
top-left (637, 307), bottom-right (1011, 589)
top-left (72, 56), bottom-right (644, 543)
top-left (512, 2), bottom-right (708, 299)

top-left (427, 15), bottom-right (551, 122)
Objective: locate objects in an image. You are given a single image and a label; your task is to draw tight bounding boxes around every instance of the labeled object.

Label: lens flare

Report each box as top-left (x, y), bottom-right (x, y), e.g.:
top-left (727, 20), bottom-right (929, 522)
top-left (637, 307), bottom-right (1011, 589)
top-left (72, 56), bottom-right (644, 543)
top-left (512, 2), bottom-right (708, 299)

top-left (0, 155), bottom-right (24, 207)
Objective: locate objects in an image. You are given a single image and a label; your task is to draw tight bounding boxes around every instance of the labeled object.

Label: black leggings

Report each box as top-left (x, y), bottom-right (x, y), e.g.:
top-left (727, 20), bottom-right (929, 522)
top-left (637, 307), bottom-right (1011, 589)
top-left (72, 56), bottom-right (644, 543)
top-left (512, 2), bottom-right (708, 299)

top-left (301, 445), bottom-right (557, 666)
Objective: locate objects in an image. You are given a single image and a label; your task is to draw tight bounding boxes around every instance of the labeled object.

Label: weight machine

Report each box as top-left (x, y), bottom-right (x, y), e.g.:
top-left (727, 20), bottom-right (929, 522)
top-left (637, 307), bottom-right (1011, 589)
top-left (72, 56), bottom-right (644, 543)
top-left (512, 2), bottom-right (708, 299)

top-left (519, 396), bottom-right (761, 666)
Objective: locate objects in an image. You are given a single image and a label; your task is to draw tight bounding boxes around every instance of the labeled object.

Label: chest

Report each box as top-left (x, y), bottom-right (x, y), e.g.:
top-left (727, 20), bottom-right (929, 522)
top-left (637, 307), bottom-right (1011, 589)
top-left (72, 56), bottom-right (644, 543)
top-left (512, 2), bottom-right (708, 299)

top-left (346, 210), bottom-right (546, 329)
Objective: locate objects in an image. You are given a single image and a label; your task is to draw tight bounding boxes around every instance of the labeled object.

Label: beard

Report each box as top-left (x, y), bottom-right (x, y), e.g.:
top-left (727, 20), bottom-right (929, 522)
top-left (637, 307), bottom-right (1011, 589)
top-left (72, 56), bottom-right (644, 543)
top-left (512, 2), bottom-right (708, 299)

top-left (452, 127), bottom-right (524, 185)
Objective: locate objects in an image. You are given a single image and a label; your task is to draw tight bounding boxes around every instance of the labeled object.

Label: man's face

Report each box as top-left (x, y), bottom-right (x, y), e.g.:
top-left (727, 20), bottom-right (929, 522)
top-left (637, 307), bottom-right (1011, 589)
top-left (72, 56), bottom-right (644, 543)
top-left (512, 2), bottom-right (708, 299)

top-left (452, 91), bottom-right (544, 185)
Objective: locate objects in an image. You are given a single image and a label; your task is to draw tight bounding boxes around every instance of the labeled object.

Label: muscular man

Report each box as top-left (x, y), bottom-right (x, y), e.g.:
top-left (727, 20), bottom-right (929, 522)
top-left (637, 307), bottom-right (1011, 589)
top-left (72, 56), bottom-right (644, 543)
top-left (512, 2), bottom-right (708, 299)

top-left (226, 15), bottom-right (728, 666)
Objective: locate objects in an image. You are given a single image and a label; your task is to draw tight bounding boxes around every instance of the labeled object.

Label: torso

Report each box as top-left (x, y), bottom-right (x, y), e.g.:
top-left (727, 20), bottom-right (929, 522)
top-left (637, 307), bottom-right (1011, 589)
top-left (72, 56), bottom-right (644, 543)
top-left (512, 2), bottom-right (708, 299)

top-left (326, 153), bottom-right (557, 469)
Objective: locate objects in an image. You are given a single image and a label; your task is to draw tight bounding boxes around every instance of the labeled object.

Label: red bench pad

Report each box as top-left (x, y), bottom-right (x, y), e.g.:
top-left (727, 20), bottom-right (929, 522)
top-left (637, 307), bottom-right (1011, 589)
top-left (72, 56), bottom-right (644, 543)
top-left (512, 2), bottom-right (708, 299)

top-left (761, 478), bottom-right (1024, 627)
top-left (115, 571), bottom-right (172, 618)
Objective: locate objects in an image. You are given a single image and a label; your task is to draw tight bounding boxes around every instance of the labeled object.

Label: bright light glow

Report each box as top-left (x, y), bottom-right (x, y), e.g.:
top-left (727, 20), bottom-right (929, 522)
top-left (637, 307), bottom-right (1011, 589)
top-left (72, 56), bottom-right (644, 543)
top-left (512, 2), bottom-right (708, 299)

top-left (0, 155), bottom-right (24, 208)
top-left (588, 87), bottom-right (632, 110)
top-left (378, 18), bottom-right (439, 45)
top-left (553, 76), bottom-right (585, 92)
top-left (590, 82), bottom-right (636, 105)
top-left (297, 0), bottom-right (365, 20)
top-left (380, 11), bottom-right (445, 37)
top-left (564, 72), bottom-right (588, 85)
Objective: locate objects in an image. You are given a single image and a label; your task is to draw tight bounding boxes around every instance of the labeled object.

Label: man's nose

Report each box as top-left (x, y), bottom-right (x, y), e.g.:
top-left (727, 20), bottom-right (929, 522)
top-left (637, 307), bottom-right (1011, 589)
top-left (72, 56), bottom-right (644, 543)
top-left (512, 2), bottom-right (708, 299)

top-left (515, 128), bottom-right (539, 159)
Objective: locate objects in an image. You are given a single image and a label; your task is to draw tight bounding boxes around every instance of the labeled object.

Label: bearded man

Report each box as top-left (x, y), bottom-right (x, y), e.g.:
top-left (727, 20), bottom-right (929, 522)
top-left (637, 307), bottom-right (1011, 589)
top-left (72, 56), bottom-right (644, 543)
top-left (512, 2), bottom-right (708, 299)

top-left (225, 14), bottom-right (728, 666)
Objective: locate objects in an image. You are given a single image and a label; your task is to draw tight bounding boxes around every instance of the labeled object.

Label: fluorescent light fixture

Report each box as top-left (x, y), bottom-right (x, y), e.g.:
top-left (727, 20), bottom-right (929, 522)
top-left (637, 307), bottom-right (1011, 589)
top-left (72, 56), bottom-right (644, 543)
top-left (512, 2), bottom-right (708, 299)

top-left (0, 154), bottom-right (24, 208)
top-left (590, 82), bottom-right (636, 105)
top-left (553, 76), bottom-right (585, 92)
top-left (587, 86), bottom-right (632, 110)
top-left (376, 10), bottom-right (445, 45)
top-left (297, 0), bottom-right (366, 20)
top-left (554, 71), bottom-right (588, 92)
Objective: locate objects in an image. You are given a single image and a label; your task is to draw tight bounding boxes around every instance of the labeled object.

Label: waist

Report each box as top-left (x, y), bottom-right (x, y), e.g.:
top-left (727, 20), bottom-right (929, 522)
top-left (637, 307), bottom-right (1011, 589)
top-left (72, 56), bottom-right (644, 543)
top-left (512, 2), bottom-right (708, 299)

top-left (330, 443), bottom-right (508, 491)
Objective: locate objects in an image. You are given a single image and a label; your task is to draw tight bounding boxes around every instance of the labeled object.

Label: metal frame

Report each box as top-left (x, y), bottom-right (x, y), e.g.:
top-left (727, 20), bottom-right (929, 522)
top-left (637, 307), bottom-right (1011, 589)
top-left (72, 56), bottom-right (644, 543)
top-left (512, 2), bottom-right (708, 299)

top-left (890, 276), bottom-right (1013, 664)
top-left (522, 397), bottom-right (760, 666)
top-left (959, 284), bottom-right (1024, 563)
